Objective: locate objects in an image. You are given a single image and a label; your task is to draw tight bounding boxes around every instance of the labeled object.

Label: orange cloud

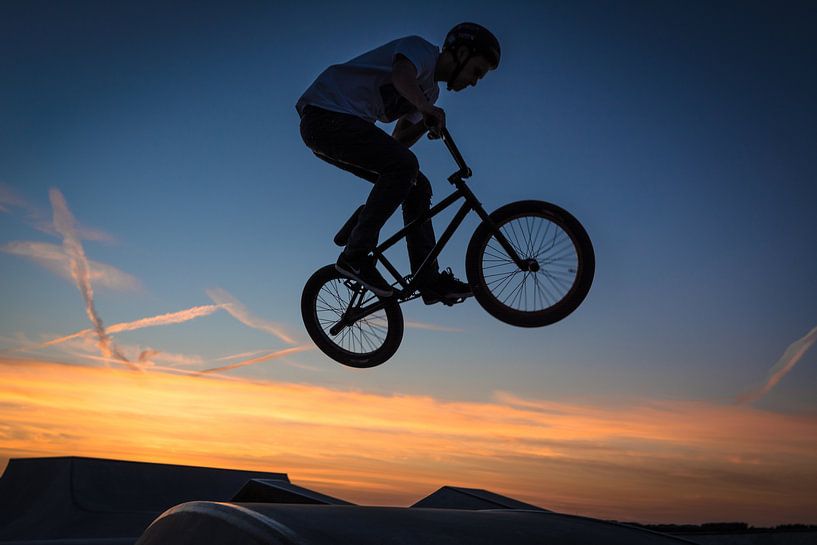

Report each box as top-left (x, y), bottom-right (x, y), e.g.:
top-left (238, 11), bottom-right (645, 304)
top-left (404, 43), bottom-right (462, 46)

top-left (0, 357), bottom-right (815, 526)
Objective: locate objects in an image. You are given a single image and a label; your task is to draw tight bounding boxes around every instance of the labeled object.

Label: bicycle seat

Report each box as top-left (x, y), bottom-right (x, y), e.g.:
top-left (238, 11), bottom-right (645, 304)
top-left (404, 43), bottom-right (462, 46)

top-left (334, 204), bottom-right (365, 247)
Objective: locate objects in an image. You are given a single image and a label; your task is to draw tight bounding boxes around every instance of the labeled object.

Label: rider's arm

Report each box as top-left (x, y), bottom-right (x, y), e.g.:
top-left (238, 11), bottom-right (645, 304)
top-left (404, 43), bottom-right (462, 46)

top-left (392, 55), bottom-right (432, 112)
top-left (392, 55), bottom-right (445, 129)
top-left (392, 115), bottom-right (427, 148)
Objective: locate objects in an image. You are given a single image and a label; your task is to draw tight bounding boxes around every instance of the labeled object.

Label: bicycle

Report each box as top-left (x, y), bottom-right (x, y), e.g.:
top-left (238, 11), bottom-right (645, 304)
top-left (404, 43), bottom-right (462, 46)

top-left (301, 127), bottom-right (595, 368)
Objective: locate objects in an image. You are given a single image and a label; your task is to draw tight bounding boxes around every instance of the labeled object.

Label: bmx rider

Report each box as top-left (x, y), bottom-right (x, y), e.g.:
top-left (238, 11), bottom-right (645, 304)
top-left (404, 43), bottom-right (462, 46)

top-left (296, 22), bottom-right (501, 302)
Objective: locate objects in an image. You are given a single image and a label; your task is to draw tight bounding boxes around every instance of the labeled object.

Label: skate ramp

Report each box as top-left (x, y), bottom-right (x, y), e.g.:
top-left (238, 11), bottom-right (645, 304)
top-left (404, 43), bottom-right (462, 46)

top-left (1, 457), bottom-right (700, 545)
top-left (0, 456), bottom-right (288, 543)
top-left (136, 502), bottom-right (698, 545)
top-left (231, 478), bottom-right (353, 505)
top-left (412, 485), bottom-right (548, 510)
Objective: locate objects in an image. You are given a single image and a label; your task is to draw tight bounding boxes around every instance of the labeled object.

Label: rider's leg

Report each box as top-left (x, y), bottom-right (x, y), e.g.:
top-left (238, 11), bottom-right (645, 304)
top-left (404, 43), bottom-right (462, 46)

top-left (402, 171), bottom-right (439, 284)
top-left (300, 106), bottom-right (467, 303)
top-left (300, 106), bottom-right (418, 260)
top-left (313, 152), bottom-right (439, 282)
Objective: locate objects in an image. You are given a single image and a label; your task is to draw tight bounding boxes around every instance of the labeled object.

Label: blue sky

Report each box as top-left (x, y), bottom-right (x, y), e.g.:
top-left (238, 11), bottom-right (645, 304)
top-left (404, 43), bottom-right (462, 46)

top-left (2, 0), bottom-right (816, 412)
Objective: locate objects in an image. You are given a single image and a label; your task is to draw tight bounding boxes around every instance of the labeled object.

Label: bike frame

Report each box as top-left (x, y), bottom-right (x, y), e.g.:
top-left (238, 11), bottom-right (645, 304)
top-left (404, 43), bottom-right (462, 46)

top-left (332, 128), bottom-right (531, 331)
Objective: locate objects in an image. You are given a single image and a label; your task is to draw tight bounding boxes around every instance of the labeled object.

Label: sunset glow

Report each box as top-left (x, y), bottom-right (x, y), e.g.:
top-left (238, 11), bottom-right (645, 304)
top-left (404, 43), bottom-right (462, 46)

top-left (1, 357), bottom-right (815, 525)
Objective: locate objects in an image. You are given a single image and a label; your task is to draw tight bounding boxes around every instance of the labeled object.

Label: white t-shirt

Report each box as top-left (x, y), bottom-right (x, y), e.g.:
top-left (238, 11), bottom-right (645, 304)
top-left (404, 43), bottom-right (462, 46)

top-left (296, 35), bottom-right (440, 124)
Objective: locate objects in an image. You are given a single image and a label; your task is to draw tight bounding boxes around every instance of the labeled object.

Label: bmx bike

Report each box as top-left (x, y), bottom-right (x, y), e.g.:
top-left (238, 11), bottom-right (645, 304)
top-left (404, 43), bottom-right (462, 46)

top-left (301, 127), bottom-right (595, 368)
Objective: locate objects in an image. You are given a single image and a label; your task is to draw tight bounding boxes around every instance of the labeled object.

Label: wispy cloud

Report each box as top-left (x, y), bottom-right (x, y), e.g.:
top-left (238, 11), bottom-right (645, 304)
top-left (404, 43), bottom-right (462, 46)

top-left (198, 345), bottom-right (314, 374)
top-left (137, 348), bottom-right (160, 365)
top-left (68, 351), bottom-right (153, 368)
top-left (49, 188), bottom-right (135, 370)
top-left (1, 241), bottom-right (140, 290)
top-left (39, 304), bottom-right (224, 348)
top-left (213, 349), bottom-right (272, 362)
top-left (0, 183), bottom-right (27, 213)
top-left (0, 183), bottom-right (114, 242)
top-left (0, 333), bottom-right (40, 354)
top-left (209, 350), bottom-right (320, 371)
top-left (404, 320), bottom-right (465, 333)
top-left (5, 188), bottom-right (311, 374)
top-left (737, 324), bottom-right (817, 404)
top-left (206, 287), bottom-right (297, 345)
top-left (68, 345), bottom-right (204, 369)
top-left (103, 305), bottom-right (224, 335)
top-left (148, 352), bottom-right (205, 366)
top-left (41, 331), bottom-right (189, 370)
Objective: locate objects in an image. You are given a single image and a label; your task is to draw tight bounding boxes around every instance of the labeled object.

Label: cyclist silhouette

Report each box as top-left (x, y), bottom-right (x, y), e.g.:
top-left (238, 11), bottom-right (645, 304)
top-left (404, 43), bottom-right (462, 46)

top-left (297, 23), bottom-right (500, 302)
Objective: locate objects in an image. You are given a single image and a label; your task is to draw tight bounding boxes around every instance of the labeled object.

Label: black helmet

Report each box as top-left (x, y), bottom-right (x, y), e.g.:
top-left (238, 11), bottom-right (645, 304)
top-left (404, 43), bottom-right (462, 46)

top-left (443, 22), bottom-right (501, 69)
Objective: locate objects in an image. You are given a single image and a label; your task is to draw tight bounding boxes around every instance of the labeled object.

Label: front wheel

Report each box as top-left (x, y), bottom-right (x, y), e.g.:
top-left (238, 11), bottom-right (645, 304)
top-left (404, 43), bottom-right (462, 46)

top-left (465, 200), bottom-right (595, 327)
top-left (301, 265), bottom-right (404, 368)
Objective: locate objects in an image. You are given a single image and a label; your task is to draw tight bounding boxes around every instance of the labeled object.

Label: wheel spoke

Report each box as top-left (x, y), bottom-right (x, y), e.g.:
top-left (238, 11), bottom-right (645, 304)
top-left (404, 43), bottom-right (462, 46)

top-left (312, 276), bottom-right (392, 357)
top-left (481, 213), bottom-right (580, 314)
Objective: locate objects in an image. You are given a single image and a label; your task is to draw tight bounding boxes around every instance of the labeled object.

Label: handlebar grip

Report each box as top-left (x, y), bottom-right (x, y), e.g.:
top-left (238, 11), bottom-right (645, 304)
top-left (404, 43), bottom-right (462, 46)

top-left (425, 118), bottom-right (442, 140)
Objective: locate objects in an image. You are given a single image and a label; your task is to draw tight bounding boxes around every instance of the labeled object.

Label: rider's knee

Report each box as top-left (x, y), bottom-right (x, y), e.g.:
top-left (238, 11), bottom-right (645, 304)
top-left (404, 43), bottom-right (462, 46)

top-left (415, 171), bottom-right (432, 197)
top-left (391, 149), bottom-right (420, 181)
top-left (402, 172), bottom-right (432, 213)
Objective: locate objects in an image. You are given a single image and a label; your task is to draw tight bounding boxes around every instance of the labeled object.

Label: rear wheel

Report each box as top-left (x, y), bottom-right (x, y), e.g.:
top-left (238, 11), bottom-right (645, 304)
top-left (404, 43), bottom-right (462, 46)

top-left (301, 265), bottom-right (403, 368)
top-left (465, 200), bottom-right (594, 327)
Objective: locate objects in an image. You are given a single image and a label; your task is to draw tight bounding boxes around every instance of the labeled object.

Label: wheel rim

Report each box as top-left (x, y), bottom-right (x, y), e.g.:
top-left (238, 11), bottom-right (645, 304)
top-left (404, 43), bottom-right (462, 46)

top-left (315, 278), bottom-right (390, 356)
top-left (481, 213), bottom-right (581, 313)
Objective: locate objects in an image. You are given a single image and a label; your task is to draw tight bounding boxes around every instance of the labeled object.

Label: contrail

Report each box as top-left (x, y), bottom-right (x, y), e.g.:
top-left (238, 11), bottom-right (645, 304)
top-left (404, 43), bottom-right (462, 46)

top-left (737, 324), bottom-right (817, 404)
top-left (213, 349), bottom-right (271, 362)
top-left (65, 343), bottom-right (204, 368)
top-left (404, 320), bottom-right (465, 333)
top-left (206, 287), bottom-right (297, 345)
top-left (49, 188), bottom-right (137, 370)
top-left (1, 183), bottom-right (114, 241)
top-left (197, 345), bottom-right (313, 374)
top-left (40, 304), bottom-right (224, 348)
top-left (2, 241), bottom-right (139, 290)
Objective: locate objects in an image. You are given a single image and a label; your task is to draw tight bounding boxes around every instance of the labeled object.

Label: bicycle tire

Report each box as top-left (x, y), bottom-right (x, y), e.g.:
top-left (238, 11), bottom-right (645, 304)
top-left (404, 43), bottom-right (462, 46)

top-left (465, 200), bottom-right (594, 327)
top-left (301, 264), bottom-right (404, 368)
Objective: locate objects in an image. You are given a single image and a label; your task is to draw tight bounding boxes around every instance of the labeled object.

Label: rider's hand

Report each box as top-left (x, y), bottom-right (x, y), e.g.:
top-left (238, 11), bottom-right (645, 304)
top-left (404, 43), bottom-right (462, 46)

top-left (420, 105), bottom-right (445, 138)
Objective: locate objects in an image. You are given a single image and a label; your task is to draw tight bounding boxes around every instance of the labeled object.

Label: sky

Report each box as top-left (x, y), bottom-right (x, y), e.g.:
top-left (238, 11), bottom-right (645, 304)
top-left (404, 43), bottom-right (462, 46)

top-left (1, 0), bottom-right (816, 526)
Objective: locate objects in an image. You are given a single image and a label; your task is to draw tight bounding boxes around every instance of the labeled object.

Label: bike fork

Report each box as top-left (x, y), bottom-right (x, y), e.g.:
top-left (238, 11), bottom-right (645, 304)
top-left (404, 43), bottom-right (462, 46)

top-left (328, 281), bottom-right (368, 336)
top-left (463, 185), bottom-right (539, 272)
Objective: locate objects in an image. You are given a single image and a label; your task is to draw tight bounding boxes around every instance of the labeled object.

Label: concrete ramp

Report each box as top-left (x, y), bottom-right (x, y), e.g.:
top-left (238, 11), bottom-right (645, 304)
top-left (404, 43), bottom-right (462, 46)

top-left (0, 456), bottom-right (288, 543)
top-left (136, 503), bottom-right (698, 545)
top-left (232, 479), bottom-right (353, 505)
top-left (412, 485), bottom-right (548, 510)
top-left (1, 457), bottom-right (701, 545)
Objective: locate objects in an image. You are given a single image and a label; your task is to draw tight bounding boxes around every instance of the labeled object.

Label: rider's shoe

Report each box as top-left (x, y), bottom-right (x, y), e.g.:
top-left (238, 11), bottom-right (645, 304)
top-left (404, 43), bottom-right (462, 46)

top-left (335, 251), bottom-right (394, 298)
top-left (421, 267), bottom-right (472, 305)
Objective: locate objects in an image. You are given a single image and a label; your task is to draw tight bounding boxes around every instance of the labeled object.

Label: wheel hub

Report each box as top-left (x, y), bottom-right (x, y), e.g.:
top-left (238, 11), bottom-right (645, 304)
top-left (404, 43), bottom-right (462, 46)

top-left (522, 258), bottom-right (540, 273)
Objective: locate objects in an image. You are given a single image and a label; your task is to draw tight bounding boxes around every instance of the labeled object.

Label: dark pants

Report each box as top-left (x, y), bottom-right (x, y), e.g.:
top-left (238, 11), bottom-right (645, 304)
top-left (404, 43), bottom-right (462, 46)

top-left (299, 105), bottom-right (439, 279)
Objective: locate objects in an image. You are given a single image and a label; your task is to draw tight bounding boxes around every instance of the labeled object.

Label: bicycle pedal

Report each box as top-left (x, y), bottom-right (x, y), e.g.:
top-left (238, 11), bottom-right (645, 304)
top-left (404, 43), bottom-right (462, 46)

top-left (343, 279), bottom-right (364, 292)
top-left (402, 291), bottom-right (422, 302)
